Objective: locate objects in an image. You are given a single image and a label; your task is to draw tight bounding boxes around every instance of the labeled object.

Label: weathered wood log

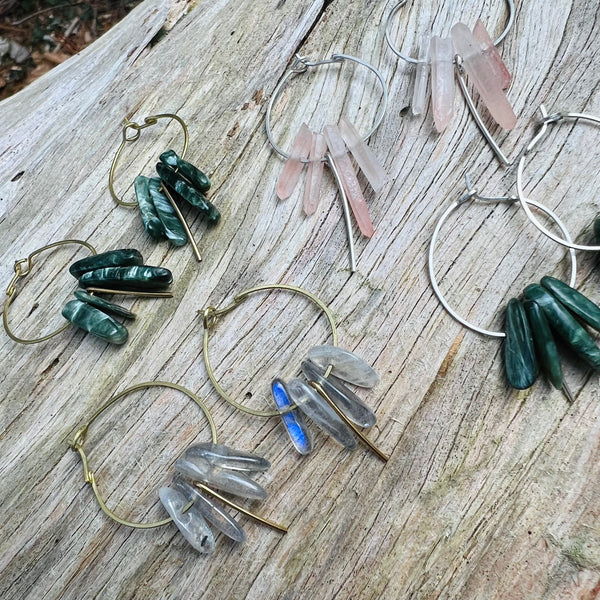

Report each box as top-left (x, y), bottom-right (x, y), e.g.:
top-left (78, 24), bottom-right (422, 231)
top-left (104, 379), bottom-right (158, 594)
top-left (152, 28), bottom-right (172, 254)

top-left (1, 1), bottom-right (600, 599)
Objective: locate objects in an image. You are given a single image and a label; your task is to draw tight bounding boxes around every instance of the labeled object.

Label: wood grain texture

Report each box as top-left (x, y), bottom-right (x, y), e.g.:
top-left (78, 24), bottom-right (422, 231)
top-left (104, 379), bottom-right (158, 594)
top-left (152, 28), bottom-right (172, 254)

top-left (2, 1), bottom-right (600, 598)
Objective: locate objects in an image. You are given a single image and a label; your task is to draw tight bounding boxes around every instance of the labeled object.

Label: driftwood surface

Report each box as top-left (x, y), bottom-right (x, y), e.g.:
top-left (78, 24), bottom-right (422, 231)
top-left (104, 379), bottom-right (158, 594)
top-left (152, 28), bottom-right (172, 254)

top-left (2, 0), bottom-right (600, 598)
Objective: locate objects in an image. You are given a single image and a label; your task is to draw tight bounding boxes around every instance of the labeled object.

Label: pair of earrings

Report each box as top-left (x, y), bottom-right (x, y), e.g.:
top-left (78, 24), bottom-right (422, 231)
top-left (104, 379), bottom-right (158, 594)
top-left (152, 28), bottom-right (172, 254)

top-left (430, 107), bottom-right (600, 399)
top-left (3, 240), bottom-right (172, 346)
top-left (70, 284), bottom-right (386, 553)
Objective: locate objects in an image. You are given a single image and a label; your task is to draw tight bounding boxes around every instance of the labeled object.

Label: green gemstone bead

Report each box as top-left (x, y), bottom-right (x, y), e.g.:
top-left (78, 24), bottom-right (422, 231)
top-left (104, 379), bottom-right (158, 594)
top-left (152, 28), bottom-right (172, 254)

top-left (62, 299), bottom-right (128, 344)
top-left (541, 276), bottom-right (600, 332)
top-left (504, 298), bottom-right (538, 390)
top-left (147, 177), bottom-right (188, 246)
top-left (134, 175), bottom-right (167, 241)
top-left (69, 249), bottom-right (144, 279)
top-left (159, 149), bottom-right (211, 192)
top-left (523, 299), bottom-right (563, 389)
top-left (79, 265), bottom-right (173, 292)
top-left (594, 216), bottom-right (600, 244)
top-left (74, 290), bottom-right (136, 320)
top-left (524, 284), bottom-right (600, 370)
top-left (156, 163), bottom-right (220, 224)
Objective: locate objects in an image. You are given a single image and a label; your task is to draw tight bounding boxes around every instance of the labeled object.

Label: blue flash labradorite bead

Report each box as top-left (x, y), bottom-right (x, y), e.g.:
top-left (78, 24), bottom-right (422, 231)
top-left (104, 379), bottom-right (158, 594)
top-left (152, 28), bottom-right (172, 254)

top-left (159, 149), bottom-right (211, 192)
top-left (271, 378), bottom-right (313, 455)
top-left (74, 290), bottom-right (136, 320)
top-left (62, 299), bottom-right (128, 344)
top-left (69, 249), bottom-right (143, 279)
top-left (79, 265), bottom-right (173, 292)
top-left (504, 298), bottom-right (538, 390)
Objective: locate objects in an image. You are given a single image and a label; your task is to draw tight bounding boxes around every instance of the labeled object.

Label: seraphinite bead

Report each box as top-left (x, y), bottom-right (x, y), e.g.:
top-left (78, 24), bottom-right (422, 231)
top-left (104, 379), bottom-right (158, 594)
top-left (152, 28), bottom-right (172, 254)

top-left (523, 299), bottom-right (563, 389)
top-left (74, 290), bottom-right (135, 319)
top-left (594, 216), bottom-right (600, 244)
top-left (147, 177), bottom-right (188, 246)
top-left (306, 344), bottom-right (380, 388)
top-left (156, 162), bottom-right (220, 224)
top-left (271, 378), bottom-right (313, 455)
top-left (159, 149), bottom-right (211, 193)
top-left (174, 477), bottom-right (246, 543)
top-left (541, 276), bottom-right (600, 332)
top-left (69, 249), bottom-right (143, 279)
top-left (524, 284), bottom-right (600, 370)
top-left (184, 443), bottom-right (270, 472)
top-left (504, 298), bottom-right (538, 390)
top-left (159, 486), bottom-right (215, 553)
top-left (79, 265), bottom-right (173, 292)
top-left (285, 378), bottom-right (357, 449)
top-left (62, 299), bottom-right (128, 344)
top-left (175, 456), bottom-right (267, 500)
top-left (301, 360), bottom-right (376, 428)
top-left (134, 175), bottom-right (167, 241)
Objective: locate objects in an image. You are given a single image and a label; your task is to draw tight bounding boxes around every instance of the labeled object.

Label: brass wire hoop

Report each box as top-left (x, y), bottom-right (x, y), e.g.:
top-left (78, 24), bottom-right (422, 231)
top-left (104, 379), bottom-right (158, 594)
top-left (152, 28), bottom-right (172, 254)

top-left (69, 381), bottom-right (218, 530)
top-left (202, 284), bottom-right (339, 418)
top-left (108, 113), bottom-right (189, 208)
top-left (3, 239), bottom-right (97, 344)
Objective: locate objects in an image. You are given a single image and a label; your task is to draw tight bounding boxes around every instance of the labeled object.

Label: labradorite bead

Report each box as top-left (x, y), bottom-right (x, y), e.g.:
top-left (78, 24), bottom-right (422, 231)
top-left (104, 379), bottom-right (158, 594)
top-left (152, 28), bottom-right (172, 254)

top-left (523, 299), bottom-right (563, 390)
top-left (134, 175), bottom-right (167, 241)
top-left (147, 177), bottom-right (188, 246)
top-left (62, 299), bottom-right (128, 344)
top-left (79, 265), bottom-right (173, 291)
top-left (524, 284), bottom-right (600, 370)
top-left (504, 299), bottom-right (538, 390)
top-left (159, 149), bottom-right (211, 192)
top-left (74, 290), bottom-right (136, 320)
top-left (156, 163), bottom-right (220, 224)
top-left (270, 378), bottom-right (313, 455)
top-left (69, 249), bottom-right (143, 279)
top-left (541, 276), bottom-right (600, 332)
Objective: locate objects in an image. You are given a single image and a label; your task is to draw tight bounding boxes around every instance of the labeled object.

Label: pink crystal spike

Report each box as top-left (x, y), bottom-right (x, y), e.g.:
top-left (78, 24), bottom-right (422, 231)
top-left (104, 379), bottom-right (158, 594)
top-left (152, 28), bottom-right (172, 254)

top-left (339, 116), bottom-right (388, 193)
top-left (451, 23), bottom-right (517, 130)
top-left (303, 132), bottom-right (327, 216)
top-left (276, 123), bottom-right (313, 200)
top-left (430, 36), bottom-right (455, 133)
top-left (323, 124), bottom-right (374, 238)
top-left (472, 19), bottom-right (511, 90)
top-left (412, 33), bottom-right (430, 116)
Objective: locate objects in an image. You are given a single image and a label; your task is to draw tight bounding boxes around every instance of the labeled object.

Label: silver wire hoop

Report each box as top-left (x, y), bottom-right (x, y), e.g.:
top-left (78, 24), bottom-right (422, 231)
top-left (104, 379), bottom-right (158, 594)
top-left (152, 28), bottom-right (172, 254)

top-left (265, 53), bottom-right (388, 160)
top-left (384, 0), bottom-right (515, 65)
top-left (429, 190), bottom-right (577, 338)
top-left (516, 104), bottom-right (600, 252)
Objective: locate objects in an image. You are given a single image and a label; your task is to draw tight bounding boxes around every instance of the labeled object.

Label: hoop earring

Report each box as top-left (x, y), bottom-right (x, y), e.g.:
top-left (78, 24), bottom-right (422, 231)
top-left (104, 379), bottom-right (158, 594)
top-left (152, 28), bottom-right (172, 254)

top-left (428, 175), bottom-right (600, 400)
top-left (265, 54), bottom-right (389, 272)
top-left (69, 381), bottom-right (286, 554)
top-left (3, 240), bottom-right (173, 345)
top-left (516, 104), bottom-right (600, 251)
top-left (385, 0), bottom-right (516, 165)
top-left (201, 284), bottom-right (388, 462)
top-left (108, 113), bottom-right (220, 262)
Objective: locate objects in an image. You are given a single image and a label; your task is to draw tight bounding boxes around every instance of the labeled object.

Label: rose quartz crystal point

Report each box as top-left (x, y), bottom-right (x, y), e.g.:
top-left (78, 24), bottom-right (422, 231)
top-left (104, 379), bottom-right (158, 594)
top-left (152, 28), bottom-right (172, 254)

top-left (338, 116), bottom-right (388, 193)
top-left (323, 124), bottom-right (374, 238)
top-left (472, 19), bottom-right (511, 90)
top-left (429, 36), bottom-right (455, 133)
top-left (276, 123), bottom-right (312, 200)
top-left (451, 22), bottom-right (517, 129)
top-left (303, 131), bottom-right (327, 216)
top-left (412, 33), bottom-right (430, 116)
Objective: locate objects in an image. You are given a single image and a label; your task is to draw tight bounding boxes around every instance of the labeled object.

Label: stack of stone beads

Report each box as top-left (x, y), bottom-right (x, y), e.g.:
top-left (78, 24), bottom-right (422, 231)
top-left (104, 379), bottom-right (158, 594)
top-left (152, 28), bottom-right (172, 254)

top-left (62, 249), bottom-right (173, 344)
top-left (505, 277), bottom-right (600, 390)
top-left (134, 150), bottom-right (220, 247)
top-left (271, 345), bottom-right (380, 454)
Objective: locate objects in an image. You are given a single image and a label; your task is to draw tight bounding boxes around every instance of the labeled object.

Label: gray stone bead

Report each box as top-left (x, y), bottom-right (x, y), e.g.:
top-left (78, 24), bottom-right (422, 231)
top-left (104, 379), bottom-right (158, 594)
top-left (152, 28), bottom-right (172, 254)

top-left (184, 443), bottom-right (270, 472)
top-left (307, 344), bottom-right (379, 388)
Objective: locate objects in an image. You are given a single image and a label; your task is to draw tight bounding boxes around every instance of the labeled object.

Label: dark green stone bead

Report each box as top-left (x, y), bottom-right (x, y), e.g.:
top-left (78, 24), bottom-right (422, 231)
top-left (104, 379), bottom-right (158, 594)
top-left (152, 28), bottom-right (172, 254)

top-left (504, 298), bottom-right (538, 390)
top-left (70, 249), bottom-right (143, 279)
top-left (523, 299), bottom-right (563, 389)
top-left (159, 149), bottom-right (211, 192)
top-left (147, 177), bottom-right (188, 246)
top-left (134, 175), bottom-right (167, 241)
top-left (156, 163), bottom-right (220, 224)
top-left (79, 265), bottom-right (173, 292)
top-left (541, 276), bottom-right (600, 332)
top-left (74, 290), bottom-right (136, 320)
top-left (524, 284), bottom-right (600, 370)
top-left (62, 299), bottom-right (128, 345)
top-left (594, 216), bottom-right (600, 244)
